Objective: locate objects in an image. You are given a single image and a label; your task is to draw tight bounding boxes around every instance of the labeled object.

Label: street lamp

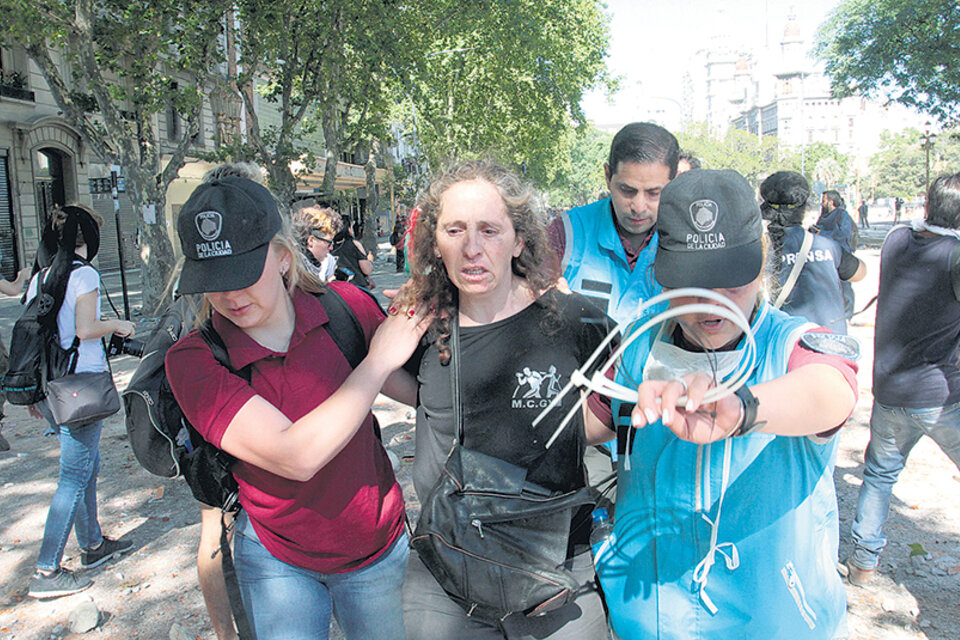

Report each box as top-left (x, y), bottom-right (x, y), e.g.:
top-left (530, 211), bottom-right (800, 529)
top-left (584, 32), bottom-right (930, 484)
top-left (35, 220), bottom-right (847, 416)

top-left (920, 121), bottom-right (937, 192)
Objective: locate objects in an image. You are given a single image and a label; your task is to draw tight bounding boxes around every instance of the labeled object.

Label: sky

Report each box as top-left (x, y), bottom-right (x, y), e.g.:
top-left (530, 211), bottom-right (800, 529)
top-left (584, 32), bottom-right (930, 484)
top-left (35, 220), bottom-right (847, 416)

top-left (581, 0), bottom-right (844, 127)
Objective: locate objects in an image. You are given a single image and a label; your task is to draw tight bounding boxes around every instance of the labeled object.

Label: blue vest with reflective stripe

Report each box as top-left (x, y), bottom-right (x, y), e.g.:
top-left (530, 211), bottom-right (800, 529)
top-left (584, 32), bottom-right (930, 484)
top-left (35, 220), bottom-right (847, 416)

top-left (598, 303), bottom-right (847, 640)
top-left (560, 199), bottom-right (663, 326)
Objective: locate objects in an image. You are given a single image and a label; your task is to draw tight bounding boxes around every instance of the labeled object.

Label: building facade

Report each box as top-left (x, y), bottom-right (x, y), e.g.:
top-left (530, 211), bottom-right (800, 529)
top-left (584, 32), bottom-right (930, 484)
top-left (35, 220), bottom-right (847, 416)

top-left (1, 42), bottom-right (391, 284)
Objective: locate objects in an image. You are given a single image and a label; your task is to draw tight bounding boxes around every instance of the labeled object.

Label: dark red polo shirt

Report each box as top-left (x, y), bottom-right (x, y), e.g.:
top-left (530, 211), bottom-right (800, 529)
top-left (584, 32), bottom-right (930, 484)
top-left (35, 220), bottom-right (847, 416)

top-left (166, 283), bottom-right (404, 573)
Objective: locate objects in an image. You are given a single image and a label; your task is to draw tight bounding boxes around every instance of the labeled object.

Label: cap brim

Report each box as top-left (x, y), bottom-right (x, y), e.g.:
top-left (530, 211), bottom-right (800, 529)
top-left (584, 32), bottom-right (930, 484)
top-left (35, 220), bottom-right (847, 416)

top-left (655, 239), bottom-right (763, 289)
top-left (177, 243), bottom-right (270, 295)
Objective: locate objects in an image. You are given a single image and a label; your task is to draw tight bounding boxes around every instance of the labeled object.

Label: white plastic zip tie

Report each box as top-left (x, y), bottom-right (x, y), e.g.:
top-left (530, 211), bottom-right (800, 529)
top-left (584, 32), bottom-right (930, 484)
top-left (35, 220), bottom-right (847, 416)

top-left (541, 288), bottom-right (757, 449)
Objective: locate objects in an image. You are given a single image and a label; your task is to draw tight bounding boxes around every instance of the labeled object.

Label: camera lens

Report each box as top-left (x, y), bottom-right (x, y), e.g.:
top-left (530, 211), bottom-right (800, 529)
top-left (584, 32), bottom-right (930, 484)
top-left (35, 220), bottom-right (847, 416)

top-left (123, 338), bottom-right (145, 358)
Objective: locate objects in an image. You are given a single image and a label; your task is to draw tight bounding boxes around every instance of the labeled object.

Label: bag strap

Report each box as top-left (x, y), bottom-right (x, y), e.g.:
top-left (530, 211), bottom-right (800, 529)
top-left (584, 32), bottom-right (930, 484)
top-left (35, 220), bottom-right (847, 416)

top-left (195, 323), bottom-right (254, 640)
top-left (774, 229), bottom-right (814, 309)
top-left (219, 513), bottom-right (255, 640)
top-left (313, 286), bottom-right (369, 369)
top-left (38, 261), bottom-right (90, 379)
top-left (198, 321), bottom-right (251, 382)
top-left (450, 315), bottom-right (463, 443)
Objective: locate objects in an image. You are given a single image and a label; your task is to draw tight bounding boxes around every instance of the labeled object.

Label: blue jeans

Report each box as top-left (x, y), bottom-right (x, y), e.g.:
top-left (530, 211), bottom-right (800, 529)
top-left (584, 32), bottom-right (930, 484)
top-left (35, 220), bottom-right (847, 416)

top-left (233, 512), bottom-right (408, 640)
top-left (850, 401), bottom-right (960, 570)
top-left (35, 401), bottom-right (104, 571)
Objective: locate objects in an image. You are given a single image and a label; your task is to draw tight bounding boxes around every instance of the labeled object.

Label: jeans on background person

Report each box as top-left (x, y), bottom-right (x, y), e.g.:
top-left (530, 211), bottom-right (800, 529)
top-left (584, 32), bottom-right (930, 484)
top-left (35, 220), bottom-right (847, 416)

top-left (35, 400), bottom-right (104, 572)
top-left (850, 401), bottom-right (960, 570)
top-left (233, 512), bottom-right (408, 640)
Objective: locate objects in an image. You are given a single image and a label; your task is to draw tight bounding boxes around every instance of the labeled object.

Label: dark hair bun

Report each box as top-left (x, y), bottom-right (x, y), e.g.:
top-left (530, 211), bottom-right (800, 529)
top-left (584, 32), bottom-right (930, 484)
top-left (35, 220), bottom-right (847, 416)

top-left (760, 171), bottom-right (810, 207)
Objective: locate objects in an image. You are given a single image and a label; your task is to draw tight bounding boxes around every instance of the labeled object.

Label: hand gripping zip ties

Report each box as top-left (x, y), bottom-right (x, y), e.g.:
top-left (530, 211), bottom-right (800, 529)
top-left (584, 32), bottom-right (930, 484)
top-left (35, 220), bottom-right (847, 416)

top-left (538, 288), bottom-right (758, 450)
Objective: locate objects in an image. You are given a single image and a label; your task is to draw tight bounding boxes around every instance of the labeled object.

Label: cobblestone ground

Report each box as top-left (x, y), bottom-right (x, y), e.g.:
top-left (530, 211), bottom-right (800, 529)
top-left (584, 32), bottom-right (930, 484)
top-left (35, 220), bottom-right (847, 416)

top-left (0, 246), bottom-right (958, 640)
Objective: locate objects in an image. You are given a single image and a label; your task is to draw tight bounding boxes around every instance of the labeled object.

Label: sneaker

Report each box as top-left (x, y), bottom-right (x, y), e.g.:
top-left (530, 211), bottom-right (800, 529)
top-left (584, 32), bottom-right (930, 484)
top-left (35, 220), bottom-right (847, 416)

top-left (0, 431), bottom-right (9, 451)
top-left (28, 568), bottom-right (92, 599)
top-left (81, 536), bottom-right (133, 569)
top-left (845, 560), bottom-right (877, 587)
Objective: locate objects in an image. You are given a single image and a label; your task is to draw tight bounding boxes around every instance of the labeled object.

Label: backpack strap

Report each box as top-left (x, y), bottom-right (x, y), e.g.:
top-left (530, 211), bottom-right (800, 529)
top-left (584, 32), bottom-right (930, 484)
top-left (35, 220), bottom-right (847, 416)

top-left (219, 511), bottom-right (255, 640)
top-left (198, 321), bottom-right (251, 382)
top-left (194, 320), bottom-right (255, 640)
top-left (773, 229), bottom-right (814, 309)
top-left (312, 285), bottom-right (372, 369)
top-left (313, 285), bottom-right (385, 442)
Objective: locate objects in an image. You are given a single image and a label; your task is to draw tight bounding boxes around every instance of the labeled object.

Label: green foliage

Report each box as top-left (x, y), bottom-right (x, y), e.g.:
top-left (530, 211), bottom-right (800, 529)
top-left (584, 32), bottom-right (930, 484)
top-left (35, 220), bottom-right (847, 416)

top-left (408, 0), bottom-right (613, 187)
top-left (0, 0), bottom-right (223, 146)
top-left (0, 0), bottom-right (226, 310)
top-left (776, 142), bottom-right (853, 187)
top-left (546, 125), bottom-right (611, 206)
top-left (677, 123), bottom-right (781, 186)
top-left (868, 127), bottom-right (960, 198)
top-left (815, 0), bottom-right (960, 124)
top-left (230, 0), bottom-right (418, 201)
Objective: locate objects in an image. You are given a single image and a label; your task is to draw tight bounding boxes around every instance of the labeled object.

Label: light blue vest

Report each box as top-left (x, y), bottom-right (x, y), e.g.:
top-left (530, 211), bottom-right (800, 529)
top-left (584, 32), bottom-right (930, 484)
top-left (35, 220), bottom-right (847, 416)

top-left (560, 199), bottom-right (663, 326)
top-left (598, 303), bottom-right (848, 639)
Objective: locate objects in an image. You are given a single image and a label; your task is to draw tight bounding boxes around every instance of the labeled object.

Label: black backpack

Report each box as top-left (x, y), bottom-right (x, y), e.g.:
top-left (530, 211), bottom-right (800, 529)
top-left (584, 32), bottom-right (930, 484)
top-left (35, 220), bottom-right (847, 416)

top-left (122, 285), bottom-right (371, 507)
top-left (2, 262), bottom-right (87, 406)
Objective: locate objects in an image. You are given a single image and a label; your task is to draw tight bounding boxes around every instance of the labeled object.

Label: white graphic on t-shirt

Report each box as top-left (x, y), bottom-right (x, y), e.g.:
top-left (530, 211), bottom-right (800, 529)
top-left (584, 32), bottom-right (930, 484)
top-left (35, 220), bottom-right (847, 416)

top-left (512, 366), bottom-right (562, 409)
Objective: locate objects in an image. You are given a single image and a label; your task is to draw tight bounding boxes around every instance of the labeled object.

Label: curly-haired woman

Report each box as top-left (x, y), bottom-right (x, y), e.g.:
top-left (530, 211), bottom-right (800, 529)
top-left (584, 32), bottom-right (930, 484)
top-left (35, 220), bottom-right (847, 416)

top-left (393, 161), bottom-right (616, 640)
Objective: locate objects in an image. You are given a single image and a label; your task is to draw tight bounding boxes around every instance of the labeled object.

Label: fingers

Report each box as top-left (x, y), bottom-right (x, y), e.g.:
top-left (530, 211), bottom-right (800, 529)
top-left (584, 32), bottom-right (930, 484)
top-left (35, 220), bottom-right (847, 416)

top-left (383, 288), bottom-right (399, 300)
top-left (630, 374), bottom-right (715, 431)
top-left (658, 379), bottom-right (688, 426)
top-left (632, 380), bottom-right (667, 428)
top-left (682, 373), bottom-right (713, 413)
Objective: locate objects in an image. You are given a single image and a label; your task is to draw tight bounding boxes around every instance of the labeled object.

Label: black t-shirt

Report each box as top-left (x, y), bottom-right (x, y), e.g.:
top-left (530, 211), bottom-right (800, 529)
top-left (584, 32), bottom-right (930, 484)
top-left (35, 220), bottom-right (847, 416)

top-left (410, 289), bottom-right (616, 543)
top-left (874, 227), bottom-right (960, 407)
top-left (333, 239), bottom-right (369, 288)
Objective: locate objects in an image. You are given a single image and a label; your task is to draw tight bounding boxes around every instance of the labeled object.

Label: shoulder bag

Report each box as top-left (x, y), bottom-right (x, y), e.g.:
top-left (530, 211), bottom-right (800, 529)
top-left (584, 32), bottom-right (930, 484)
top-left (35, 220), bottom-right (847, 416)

top-left (46, 341), bottom-right (120, 429)
top-left (410, 317), bottom-right (597, 626)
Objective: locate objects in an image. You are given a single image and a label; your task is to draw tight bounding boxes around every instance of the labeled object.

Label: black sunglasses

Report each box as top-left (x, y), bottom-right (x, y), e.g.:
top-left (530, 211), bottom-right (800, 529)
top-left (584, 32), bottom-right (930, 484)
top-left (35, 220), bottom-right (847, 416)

top-left (310, 231), bottom-right (335, 247)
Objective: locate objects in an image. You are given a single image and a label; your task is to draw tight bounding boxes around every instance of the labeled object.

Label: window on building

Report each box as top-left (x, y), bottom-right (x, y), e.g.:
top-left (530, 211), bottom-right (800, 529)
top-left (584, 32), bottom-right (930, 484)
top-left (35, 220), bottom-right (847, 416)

top-left (166, 81), bottom-right (204, 148)
top-left (0, 45), bottom-right (34, 101)
top-left (166, 82), bottom-right (181, 141)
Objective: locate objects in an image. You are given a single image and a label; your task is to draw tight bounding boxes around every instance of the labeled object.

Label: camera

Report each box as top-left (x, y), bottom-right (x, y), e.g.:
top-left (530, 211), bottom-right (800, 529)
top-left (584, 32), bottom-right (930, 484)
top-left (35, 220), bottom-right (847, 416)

top-left (107, 333), bottom-right (145, 358)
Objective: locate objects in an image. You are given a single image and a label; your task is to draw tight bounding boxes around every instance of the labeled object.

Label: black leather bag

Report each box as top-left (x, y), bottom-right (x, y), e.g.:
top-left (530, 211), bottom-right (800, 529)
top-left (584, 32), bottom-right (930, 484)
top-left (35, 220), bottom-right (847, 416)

top-left (410, 318), bottom-right (597, 625)
top-left (46, 370), bottom-right (121, 428)
top-left (411, 444), bottom-right (596, 624)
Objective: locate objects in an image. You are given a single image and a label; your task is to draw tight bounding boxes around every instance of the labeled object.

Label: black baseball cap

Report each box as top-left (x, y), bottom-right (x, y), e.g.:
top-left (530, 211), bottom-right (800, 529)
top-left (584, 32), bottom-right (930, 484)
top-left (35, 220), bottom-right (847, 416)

top-left (654, 169), bottom-right (763, 289)
top-left (177, 176), bottom-right (282, 294)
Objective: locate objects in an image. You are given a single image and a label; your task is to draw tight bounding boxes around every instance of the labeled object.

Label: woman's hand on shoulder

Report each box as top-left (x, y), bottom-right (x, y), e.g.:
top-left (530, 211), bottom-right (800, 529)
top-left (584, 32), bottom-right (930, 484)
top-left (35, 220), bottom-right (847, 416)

top-left (367, 304), bottom-right (432, 374)
top-left (631, 373), bottom-right (740, 444)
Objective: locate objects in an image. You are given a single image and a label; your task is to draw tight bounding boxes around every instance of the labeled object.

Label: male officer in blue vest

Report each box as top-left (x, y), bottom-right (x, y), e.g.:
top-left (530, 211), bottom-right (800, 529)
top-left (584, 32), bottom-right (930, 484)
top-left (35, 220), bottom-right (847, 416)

top-left (548, 122), bottom-right (679, 501)
top-left (548, 122), bottom-right (679, 326)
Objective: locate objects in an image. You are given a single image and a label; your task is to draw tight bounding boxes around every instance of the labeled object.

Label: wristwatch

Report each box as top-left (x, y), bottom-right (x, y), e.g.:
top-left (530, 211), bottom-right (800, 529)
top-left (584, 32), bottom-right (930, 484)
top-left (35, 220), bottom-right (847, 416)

top-left (733, 386), bottom-right (763, 437)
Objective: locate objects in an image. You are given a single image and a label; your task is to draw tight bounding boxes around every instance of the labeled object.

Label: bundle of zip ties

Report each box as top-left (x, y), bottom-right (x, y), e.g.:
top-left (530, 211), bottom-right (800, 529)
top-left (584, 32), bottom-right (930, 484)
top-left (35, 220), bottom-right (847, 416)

top-left (535, 288), bottom-right (759, 450)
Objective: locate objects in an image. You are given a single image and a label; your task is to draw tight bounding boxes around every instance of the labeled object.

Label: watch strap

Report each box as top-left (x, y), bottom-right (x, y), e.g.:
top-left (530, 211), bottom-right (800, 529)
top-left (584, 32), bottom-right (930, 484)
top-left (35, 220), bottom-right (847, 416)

top-left (733, 385), bottom-right (763, 437)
